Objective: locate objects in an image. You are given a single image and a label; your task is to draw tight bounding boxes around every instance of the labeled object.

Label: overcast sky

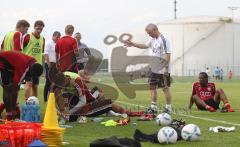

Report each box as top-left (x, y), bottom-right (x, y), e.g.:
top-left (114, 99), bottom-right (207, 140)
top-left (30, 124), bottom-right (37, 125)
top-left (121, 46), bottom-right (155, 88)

top-left (1, 0), bottom-right (240, 58)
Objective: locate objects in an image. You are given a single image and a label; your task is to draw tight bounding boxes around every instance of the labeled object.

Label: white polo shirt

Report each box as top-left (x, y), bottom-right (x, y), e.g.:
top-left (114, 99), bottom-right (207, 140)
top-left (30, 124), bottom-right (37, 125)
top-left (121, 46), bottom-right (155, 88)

top-left (44, 40), bottom-right (56, 63)
top-left (145, 34), bottom-right (171, 74)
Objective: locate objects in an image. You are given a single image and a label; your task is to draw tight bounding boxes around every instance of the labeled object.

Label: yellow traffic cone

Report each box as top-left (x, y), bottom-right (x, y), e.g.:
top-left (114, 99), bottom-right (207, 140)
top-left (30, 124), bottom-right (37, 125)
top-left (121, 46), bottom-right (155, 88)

top-left (42, 92), bottom-right (65, 146)
top-left (43, 92), bottom-right (61, 129)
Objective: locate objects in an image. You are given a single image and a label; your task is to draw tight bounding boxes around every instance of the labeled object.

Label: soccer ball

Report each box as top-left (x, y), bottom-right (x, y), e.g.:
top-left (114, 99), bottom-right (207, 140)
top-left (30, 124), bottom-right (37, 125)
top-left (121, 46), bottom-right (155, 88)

top-left (156, 113), bottom-right (172, 126)
top-left (26, 96), bottom-right (39, 105)
top-left (157, 126), bottom-right (178, 144)
top-left (181, 124), bottom-right (201, 141)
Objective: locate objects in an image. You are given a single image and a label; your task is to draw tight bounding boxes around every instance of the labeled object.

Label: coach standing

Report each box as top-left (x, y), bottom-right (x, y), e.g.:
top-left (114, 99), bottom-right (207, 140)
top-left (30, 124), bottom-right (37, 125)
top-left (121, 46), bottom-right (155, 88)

top-left (124, 23), bottom-right (172, 114)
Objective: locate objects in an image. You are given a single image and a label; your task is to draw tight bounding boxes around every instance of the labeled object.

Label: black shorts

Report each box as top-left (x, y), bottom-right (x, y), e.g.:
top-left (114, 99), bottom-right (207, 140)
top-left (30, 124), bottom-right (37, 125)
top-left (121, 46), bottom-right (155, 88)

top-left (148, 72), bottom-right (171, 88)
top-left (0, 70), bottom-right (13, 85)
top-left (24, 71), bottom-right (40, 85)
top-left (198, 98), bottom-right (220, 110)
top-left (0, 57), bottom-right (14, 85)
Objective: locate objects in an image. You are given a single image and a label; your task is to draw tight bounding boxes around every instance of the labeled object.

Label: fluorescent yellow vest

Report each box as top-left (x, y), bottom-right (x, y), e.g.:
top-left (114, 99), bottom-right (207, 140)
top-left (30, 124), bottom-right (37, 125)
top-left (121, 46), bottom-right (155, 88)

top-left (3, 31), bottom-right (17, 51)
top-left (23, 33), bottom-right (44, 64)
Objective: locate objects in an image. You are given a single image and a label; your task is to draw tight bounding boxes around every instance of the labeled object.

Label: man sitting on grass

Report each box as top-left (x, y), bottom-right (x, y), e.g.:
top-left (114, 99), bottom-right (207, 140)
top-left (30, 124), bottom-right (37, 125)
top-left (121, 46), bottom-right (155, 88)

top-left (188, 72), bottom-right (234, 112)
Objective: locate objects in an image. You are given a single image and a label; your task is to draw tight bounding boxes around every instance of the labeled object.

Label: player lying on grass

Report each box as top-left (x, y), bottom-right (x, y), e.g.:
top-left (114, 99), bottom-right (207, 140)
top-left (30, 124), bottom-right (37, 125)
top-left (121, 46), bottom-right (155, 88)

top-left (188, 72), bottom-right (234, 112)
top-left (0, 51), bottom-right (43, 120)
top-left (48, 65), bottom-right (139, 122)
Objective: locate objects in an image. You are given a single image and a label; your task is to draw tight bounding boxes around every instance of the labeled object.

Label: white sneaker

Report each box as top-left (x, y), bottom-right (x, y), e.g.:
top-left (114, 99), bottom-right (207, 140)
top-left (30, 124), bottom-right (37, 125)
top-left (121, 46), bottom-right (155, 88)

top-left (150, 105), bottom-right (158, 113)
top-left (78, 116), bottom-right (87, 124)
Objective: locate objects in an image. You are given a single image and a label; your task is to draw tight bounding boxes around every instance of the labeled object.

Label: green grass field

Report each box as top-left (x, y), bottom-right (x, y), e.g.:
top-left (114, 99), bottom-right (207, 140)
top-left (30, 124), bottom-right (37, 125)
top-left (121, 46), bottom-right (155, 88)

top-left (1, 74), bottom-right (240, 147)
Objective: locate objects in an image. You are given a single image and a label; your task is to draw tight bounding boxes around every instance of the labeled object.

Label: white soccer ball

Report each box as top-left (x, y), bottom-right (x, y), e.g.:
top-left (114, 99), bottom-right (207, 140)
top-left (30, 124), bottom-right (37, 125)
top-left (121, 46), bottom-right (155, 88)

top-left (156, 113), bottom-right (172, 126)
top-left (181, 124), bottom-right (201, 141)
top-left (26, 96), bottom-right (39, 105)
top-left (157, 126), bottom-right (178, 144)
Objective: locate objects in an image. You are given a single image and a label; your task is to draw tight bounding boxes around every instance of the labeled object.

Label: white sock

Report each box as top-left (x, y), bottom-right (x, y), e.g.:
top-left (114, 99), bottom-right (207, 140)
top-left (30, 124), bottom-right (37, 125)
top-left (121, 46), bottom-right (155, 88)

top-left (150, 102), bottom-right (158, 111)
top-left (108, 110), bottom-right (121, 116)
top-left (166, 104), bottom-right (172, 111)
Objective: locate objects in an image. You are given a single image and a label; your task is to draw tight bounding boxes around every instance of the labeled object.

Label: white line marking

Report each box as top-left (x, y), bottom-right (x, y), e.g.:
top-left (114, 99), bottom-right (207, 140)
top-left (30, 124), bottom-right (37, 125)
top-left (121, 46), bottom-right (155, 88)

top-left (116, 100), bottom-right (240, 127)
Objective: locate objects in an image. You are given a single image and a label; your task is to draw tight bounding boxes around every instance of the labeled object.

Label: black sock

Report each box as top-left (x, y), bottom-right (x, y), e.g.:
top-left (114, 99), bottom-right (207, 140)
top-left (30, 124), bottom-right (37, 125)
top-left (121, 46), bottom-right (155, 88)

top-left (134, 129), bottom-right (159, 143)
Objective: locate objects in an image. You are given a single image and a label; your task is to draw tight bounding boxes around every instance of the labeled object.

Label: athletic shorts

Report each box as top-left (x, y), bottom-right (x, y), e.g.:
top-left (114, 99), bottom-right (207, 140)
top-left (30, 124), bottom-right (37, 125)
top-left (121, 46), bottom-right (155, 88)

top-left (148, 72), bottom-right (171, 88)
top-left (0, 69), bottom-right (13, 85)
top-left (199, 98), bottom-right (220, 110)
top-left (24, 71), bottom-right (40, 85)
top-left (0, 57), bottom-right (14, 85)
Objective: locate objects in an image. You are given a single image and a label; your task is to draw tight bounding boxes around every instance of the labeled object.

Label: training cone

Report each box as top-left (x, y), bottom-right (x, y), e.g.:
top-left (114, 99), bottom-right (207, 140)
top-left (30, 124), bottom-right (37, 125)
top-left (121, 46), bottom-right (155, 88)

top-left (43, 93), bottom-right (61, 129)
top-left (41, 92), bottom-right (65, 146)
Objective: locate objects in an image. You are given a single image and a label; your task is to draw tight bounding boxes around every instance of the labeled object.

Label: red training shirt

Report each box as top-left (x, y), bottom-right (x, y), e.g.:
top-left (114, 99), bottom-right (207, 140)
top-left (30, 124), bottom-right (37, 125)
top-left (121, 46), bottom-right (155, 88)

top-left (0, 51), bottom-right (36, 85)
top-left (55, 35), bottom-right (78, 72)
top-left (191, 81), bottom-right (216, 101)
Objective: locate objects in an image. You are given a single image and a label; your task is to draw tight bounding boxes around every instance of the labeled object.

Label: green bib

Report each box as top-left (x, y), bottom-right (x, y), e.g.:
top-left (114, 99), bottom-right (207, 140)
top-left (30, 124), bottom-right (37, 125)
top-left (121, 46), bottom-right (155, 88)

top-left (23, 33), bottom-right (44, 64)
top-left (62, 72), bottom-right (81, 94)
top-left (3, 31), bottom-right (17, 51)
top-left (64, 71), bottom-right (80, 79)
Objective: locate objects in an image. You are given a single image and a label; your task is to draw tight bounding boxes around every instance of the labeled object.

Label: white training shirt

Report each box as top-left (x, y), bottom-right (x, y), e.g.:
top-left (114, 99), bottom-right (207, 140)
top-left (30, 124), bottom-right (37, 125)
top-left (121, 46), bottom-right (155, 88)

top-left (145, 34), bottom-right (171, 74)
top-left (44, 40), bottom-right (56, 63)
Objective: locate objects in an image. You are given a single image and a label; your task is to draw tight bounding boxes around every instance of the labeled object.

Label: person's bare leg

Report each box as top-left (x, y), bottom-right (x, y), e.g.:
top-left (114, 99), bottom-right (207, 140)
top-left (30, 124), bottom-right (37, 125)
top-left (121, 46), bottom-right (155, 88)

top-left (163, 87), bottom-right (172, 113)
top-left (150, 85), bottom-right (158, 111)
top-left (214, 88), bottom-right (228, 103)
top-left (214, 88), bottom-right (234, 111)
top-left (163, 87), bottom-right (171, 104)
top-left (192, 95), bottom-right (215, 112)
top-left (3, 83), bottom-right (18, 120)
top-left (111, 103), bottom-right (125, 114)
top-left (24, 82), bottom-right (32, 100)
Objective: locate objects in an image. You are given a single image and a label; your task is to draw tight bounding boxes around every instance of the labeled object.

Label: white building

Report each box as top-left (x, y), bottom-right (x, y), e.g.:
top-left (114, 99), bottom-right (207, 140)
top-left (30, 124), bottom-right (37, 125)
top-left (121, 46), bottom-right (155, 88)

top-left (109, 16), bottom-right (240, 76)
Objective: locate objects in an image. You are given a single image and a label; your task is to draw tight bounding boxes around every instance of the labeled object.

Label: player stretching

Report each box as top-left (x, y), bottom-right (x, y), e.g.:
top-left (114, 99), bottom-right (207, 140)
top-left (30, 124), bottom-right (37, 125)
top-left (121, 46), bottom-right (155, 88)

top-left (189, 72), bottom-right (234, 112)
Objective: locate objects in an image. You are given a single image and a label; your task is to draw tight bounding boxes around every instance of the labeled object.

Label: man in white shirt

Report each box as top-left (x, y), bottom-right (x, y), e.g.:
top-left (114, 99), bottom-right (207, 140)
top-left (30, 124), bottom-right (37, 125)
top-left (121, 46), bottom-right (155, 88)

top-left (124, 23), bottom-right (172, 114)
top-left (43, 31), bottom-right (61, 102)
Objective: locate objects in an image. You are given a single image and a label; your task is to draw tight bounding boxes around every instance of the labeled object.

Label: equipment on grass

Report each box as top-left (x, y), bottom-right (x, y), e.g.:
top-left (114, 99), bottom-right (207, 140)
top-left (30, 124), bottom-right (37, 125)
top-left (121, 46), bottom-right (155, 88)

top-left (157, 126), bottom-right (178, 144)
top-left (21, 104), bottom-right (40, 122)
top-left (209, 126), bottom-right (235, 133)
top-left (156, 113), bottom-right (172, 126)
top-left (26, 96), bottom-right (39, 105)
top-left (181, 124), bottom-right (201, 141)
top-left (41, 93), bottom-right (65, 146)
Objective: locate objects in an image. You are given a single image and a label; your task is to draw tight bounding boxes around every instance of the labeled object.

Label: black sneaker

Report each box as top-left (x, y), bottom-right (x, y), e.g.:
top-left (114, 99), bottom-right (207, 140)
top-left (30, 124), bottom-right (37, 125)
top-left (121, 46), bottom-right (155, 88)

top-left (220, 106), bottom-right (228, 113)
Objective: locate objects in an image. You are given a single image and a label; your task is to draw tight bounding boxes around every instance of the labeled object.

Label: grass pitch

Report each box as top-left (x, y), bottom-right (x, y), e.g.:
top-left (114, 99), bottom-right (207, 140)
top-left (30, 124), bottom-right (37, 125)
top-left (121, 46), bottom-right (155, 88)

top-left (1, 74), bottom-right (240, 147)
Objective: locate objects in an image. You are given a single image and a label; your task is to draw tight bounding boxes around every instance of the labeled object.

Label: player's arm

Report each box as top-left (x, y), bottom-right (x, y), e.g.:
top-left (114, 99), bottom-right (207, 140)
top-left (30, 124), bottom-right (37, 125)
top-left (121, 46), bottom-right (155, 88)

top-left (54, 87), bottom-right (66, 112)
top-left (163, 53), bottom-right (171, 75)
top-left (0, 39), bottom-right (4, 52)
top-left (55, 42), bottom-right (60, 69)
top-left (44, 43), bottom-right (50, 66)
top-left (22, 34), bottom-right (30, 51)
top-left (189, 83), bottom-right (196, 110)
top-left (73, 39), bottom-right (79, 56)
top-left (124, 40), bottom-right (148, 49)
top-left (13, 32), bottom-right (22, 51)
top-left (188, 95), bottom-right (194, 111)
top-left (69, 79), bottom-right (87, 114)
